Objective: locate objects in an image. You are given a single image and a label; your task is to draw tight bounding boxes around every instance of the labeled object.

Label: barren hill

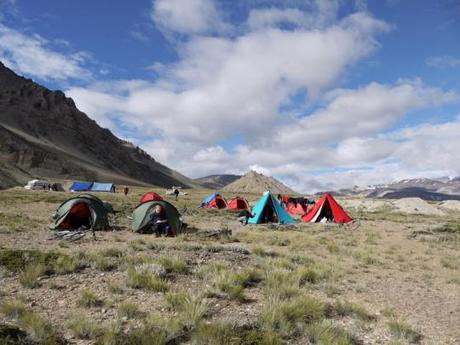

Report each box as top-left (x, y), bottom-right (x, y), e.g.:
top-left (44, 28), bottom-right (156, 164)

top-left (194, 174), bottom-right (241, 189)
top-left (222, 170), bottom-right (296, 194)
top-left (0, 62), bottom-right (196, 189)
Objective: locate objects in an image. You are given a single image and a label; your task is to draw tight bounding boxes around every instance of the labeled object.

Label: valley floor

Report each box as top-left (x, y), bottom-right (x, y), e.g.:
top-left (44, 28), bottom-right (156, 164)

top-left (0, 187), bottom-right (458, 345)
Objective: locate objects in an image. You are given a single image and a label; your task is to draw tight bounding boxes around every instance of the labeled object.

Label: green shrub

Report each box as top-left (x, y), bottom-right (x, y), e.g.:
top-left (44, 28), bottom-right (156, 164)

top-left (117, 302), bottom-right (142, 319)
top-left (67, 314), bottom-right (103, 339)
top-left (158, 256), bottom-right (189, 274)
top-left (0, 300), bottom-right (28, 319)
top-left (165, 290), bottom-right (207, 328)
top-left (53, 255), bottom-right (86, 274)
top-left (307, 320), bottom-right (356, 345)
top-left (328, 301), bottom-right (374, 321)
top-left (19, 263), bottom-right (46, 288)
top-left (19, 310), bottom-right (60, 344)
top-left (126, 266), bottom-right (169, 292)
top-left (388, 319), bottom-right (422, 343)
top-left (78, 289), bottom-right (103, 308)
top-left (192, 322), bottom-right (283, 345)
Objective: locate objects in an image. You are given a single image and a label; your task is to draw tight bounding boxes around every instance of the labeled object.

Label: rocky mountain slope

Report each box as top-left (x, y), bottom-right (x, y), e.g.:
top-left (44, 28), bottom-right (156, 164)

top-left (0, 62), bottom-right (196, 189)
top-left (222, 170), bottom-right (296, 194)
top-left (194, 174), bottom-right (241, 189)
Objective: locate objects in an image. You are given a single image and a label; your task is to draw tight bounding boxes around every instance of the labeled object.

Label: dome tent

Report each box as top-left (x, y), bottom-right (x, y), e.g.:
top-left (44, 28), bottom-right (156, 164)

top-left (131, 200), bottom-right (182, 236)
top-left (301, 193), bottom-right (352, 224)
top-left (200, 193), bottom-right (228, 209)
top-left (227, 196), bottom-right (250, 211)
top-left (140, 192), bottom-right (163, 203)
top-left (248, 192), bottom-right (295, 225)
top-left (50, 194), bottom-right (112, 231)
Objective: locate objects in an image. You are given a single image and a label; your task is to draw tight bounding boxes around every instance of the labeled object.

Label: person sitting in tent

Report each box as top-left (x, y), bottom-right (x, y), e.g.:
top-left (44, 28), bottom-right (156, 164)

top-left (149, 205), bottom-right (171, 236)
top-left (238, 209), bottom-right (254, 225)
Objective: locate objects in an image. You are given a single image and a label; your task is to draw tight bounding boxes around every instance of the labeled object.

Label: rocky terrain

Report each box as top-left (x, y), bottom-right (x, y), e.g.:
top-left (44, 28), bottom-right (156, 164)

top-left (0, 62), bottom-right (196, 190)
top-left (222, 170), bottom-right (297, 195)
top-left (194, 174), bottom-right (241, 189)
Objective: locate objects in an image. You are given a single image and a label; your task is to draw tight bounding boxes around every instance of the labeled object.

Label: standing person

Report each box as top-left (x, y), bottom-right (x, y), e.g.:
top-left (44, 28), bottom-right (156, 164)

top-left (123, 186), bottom-right (129, 196)
top-left (173, 188), bottom-right (179, 201)
top-left (238, 209), bottom-right (254, 226)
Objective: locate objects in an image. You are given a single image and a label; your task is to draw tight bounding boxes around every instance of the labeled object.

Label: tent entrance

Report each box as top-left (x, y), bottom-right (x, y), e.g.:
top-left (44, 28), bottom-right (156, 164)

top-left (236, 200), bottom-right (246, 209)
top-left (259, 199), bottom-right (279, 223)
top-left (215, 198), bottom-right (227, 209)
top-left (60, 202), bottom-right (93, 229)
top-left (314, 199), bottom-right (333, 222)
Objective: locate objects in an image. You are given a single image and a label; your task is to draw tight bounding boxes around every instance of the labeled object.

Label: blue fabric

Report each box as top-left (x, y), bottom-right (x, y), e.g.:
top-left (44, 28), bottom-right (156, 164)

top-left (69, 181), bottom-right (93, 191)
top-left (200, 192), bottom-right (219, 206)
top-left (90, 182), bottom-right (114, 192)
top-left (248, 192), bottom-right (295, 225)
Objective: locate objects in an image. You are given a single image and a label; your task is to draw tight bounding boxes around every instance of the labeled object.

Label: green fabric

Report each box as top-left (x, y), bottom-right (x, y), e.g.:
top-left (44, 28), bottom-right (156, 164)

top-left (131, 200), bottom-right (182, 234)
top-left (50, 194), bottom-right (112, 230)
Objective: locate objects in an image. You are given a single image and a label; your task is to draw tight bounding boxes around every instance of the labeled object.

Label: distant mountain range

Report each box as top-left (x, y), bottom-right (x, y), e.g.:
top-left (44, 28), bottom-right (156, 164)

top-left (0, 62), bottom-right (196, 189)
top-left (193, 174), bottom-right (241, 189)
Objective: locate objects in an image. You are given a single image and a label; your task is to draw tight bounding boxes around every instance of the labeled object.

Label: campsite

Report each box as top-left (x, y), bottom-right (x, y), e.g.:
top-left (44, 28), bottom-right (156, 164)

top-left (0, 183), bottom-right (459, 345)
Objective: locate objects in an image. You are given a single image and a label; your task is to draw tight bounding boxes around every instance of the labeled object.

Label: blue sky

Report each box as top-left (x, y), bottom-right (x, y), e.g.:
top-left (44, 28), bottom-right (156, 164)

top-left (1, 0), bottom-right (460, 192)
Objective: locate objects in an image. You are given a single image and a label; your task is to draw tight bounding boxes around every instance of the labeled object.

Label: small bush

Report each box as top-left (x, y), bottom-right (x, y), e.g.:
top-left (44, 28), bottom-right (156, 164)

top-left (126, 266), bottom-right (169, 292)
top-left (252, 246), bottom-right (278, 257)
top-left (158, 256), bottom-right (189, 274)
top-left (329, 301), bottom-right (374, 321)
top-left (192, 322), bottom-right (283, 345)
top-left (53, 255), bottom-right (85, 274)
top-left (117, 302), bottom-right (142, 319)
top-left (78, 289), bottom-right (103, 308)
top-left (165, 290), bottom-right (207, 328)
top-left (297, 266), bottom-right (319, 285)
top-left (67, 314), bottom-right (103, 339)
top-left (19, 310), bottom-right (59, 344)
top-left (91, 255), bottom-right (119, 272)
top-left (0, 300), bottom-right (28, 319)
top-left (307, 320), bottom-right (356, 345)
top-left (19, 263), bottom-right (46, 288)
top-left (388, 319), bottom-right (422, 343)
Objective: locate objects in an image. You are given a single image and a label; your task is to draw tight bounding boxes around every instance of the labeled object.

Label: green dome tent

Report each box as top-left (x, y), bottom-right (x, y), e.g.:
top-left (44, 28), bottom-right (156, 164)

top-left (50, 194), bottom-right (112, 231)
top-left (131, 200), bottom-right (182, 236)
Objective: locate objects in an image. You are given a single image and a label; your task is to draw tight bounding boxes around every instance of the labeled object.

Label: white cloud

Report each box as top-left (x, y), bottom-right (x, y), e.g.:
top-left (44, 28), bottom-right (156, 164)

top-left (151, 0), bottom-right (231, 36)
top-left (0, 24), bottom-right (91, 81)
top-left (426, 55), bottom-right (460, 68)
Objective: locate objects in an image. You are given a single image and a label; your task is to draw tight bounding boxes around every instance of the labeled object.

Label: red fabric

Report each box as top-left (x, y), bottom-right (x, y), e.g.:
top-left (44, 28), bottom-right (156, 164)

top-left (301, 193), bottom-right (352, 224)
top-left (282, 195), bottom-right (290, 203)
top-left (140, 192), bottom-right (163, 203)
top-left (203, 195), bottom-right (227, 209)
top-left (59, 202), bottom-right (91, 229)
top-left (227, 197), bottom-right (250, 210)
top-left (286, 202), bottom-right (307, 215)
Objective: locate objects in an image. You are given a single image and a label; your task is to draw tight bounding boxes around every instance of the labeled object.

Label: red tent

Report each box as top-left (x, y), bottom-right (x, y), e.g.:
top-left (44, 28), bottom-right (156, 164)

top-left (286, 202), bottom-right (307, 215)
top-left (140, 192), bottom-right (163, 203)
top-left (227, 197), bottom-right (250, 211)
top-left (201, 193), bottom-right (228, 209)
top-left (301, 193), bottom-right (352, 224)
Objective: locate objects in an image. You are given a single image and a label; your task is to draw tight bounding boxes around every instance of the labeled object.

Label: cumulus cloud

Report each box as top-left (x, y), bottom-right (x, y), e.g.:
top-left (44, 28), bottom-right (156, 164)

top-left (61, 1), bottom-right (458, 192)
top-left (151, 0), bottom-right (231, 36)
top-left (0, 24), bottom-right (91, 81)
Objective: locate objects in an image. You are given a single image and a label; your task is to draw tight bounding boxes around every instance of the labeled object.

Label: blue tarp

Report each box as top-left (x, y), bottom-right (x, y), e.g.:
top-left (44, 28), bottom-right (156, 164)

top-left (248, 192), bottom-right (295, 225)
top-left (69, 181), bottom-right (93, 192)
top-left (90, 183), bottom-right (115, 192)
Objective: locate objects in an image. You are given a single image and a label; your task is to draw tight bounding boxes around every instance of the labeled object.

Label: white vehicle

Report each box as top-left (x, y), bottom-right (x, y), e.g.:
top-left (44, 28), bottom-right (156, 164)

top-left (24, 179), bottom-right (51, 190)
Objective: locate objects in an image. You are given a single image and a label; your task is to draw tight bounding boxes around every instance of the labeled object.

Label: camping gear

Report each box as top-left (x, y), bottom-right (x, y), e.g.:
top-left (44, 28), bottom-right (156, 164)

top-left (24, 179), bottom-right (50, 190)
top-left (227, 196), bottom-right (250, 211)
top-left (200, 193), bottom-right (228, 209)
top-left (248, 192), bottom-right (295, 224)
top-left (69, 181), bottom-right (93, 192)
top-left (50, 194), bottom-right (112, 231)
top-left (301, 193), bottom-right (352, 224)
top-left (140, 192), bottom-right (163, 203)
top-left (90, 182), bottom-right (115, 192)
top-left (131, 200), bottom-right (182, 236)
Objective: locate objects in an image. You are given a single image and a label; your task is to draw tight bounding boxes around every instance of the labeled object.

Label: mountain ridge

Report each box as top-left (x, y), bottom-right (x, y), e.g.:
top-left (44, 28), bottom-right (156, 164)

top-left (0, 62), bottom-right (197, 189)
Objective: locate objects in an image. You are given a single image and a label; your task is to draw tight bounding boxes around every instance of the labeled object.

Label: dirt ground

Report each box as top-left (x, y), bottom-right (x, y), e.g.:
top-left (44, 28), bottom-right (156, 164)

top-left (0, 186), bottom-right (458, 345)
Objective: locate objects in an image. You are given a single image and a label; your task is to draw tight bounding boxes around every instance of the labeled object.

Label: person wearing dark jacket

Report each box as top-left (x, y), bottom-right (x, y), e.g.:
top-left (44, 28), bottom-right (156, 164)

top-left (238, 209), bottom-right (254, 225)
top-left (149, 205), bottom-right (171, 236)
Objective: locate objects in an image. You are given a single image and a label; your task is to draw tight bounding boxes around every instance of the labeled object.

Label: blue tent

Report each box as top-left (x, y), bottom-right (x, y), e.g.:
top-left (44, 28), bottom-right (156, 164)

top-left (248, 192), bottom-right (295, 225)
top-left (200, 193), bottom-right (219, 206)
top-left (69, 181), bottom-right (93, 192)
top-left (90, 183), bottom-right (115, 192)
